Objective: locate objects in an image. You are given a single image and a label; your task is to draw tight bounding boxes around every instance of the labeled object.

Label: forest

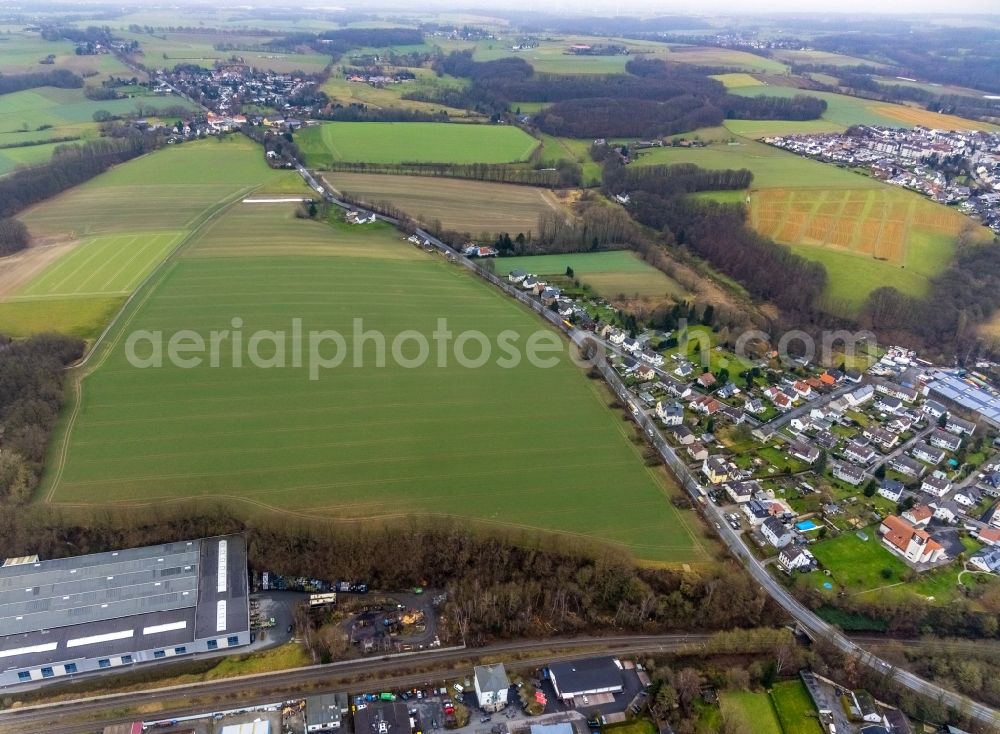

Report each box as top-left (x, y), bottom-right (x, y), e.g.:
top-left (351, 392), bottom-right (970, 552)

top-left (414, 52), bottom-right (827, 134)
top-left (0, 68), bottom-right (82, 96)
top-left (0, 334), bottom-right (85, 504)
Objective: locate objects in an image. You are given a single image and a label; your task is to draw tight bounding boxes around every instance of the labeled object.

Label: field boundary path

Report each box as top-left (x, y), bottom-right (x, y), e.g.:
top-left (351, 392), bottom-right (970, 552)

top-left (297, 163), bottom-right (1000, 730)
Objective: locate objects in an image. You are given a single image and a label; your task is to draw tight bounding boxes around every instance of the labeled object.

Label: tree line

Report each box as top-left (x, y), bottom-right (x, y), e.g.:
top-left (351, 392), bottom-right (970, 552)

top-left (0, 128), bottom-right (166, 218)
top-left (0, 68), bottom-right (83, 96)
top-left (0, 219), bottom-right (29, 256)
top-left (606, 161), bottom-right (827, 316)
top-left (0, 334), bottom-right (85, 504)
top-left (321, 160), bottom-right (578, 187)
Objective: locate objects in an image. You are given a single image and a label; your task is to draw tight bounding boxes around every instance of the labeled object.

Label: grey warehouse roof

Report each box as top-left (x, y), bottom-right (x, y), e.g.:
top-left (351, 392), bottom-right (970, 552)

top-left (549, 657), bottom-right (623, 695)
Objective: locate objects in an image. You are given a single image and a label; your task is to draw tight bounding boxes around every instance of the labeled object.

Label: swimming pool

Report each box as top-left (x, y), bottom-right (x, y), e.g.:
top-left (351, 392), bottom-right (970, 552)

top-left (796, 520), bottom-right (819, 531)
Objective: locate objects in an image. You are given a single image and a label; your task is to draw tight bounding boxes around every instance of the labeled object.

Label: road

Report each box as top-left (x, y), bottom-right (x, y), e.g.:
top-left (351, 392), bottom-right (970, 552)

top-left (289, 165), bottom-right (1000, 729)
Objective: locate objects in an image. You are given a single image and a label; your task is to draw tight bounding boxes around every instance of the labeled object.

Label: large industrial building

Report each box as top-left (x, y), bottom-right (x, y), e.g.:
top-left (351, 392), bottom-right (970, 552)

top-left (0, 535), bottom-right (250, 687)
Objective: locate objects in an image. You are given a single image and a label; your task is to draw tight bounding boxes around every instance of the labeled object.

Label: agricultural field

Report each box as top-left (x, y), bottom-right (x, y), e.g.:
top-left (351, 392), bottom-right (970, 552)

top-left (665, 45), bottom-right (788, 74)
top-left (494, 251), bottom-right (687, 301)
top-left (719, 691), bottom-right (782, 734)
top-left (119, 31), bottom-right (332, 73)
top-left (296, 122), bottom-right (539, 167)
top-left (0, 140), bottom-right (77, 177)
top-left (321, 70), bottom-right (478, 118)
top-left (769, 681), bottom-right (823, 734)
top-left (630, 132), bottom-right (991, 314)
top-left (42, 201), bottom-right (710, 565)
top-left (536, 134), bottom-right (604, 187)
top-left (322, 172), bottom-right (568, 234)
top-left (723, 118), bottom-right (846, 139)
top-left (0, 30), bottom-right (132, 80)
top-left (709, 72), bottom-right (764, 89)
top-left (771, 49), bottom-right (887, 68)
top-left (730, 84), bottom-right (999, 132)
top-left (470, 37), bottom-right (661, 75)
top-left (0, 136), bottom-right (300, 337)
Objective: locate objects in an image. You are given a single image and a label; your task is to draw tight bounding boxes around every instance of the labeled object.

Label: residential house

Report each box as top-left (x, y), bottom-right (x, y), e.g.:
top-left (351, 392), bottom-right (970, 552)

top-left (833, 462), bottom-right (865, 486)
top-left (887, 415), bottom-right (915, 434)
top-left (875, 381), bottom-right (918, 403)
top-left (954, 486), bottom-right (982, 508)
top-left (761, 517), bottom-right (793, 548)
top-left (790, 416), bottom-right (810, 432)
top-left (622, 338), bottom-right (641, 354)
top-left (716, 382), bottom-right (740, 400)
top-left (819, 371), bottom-right (838, 387)
top-left (656, 400), bottom-right (685, 426)
top-left (778, 546), bottom-right (817, 572)
top-left (879, 515), bottom-right (945, 564)
top-left (889, 455), bottom-right (924, 478)
top-left (701, 455), bottom-right (729, 484)
top-left (912, 442), bottom-right (946, 465)
top-left (773, 392), bottom-right (794, 411)
top-left (874, 394), bottom-right (903, 414)
top-left (636, 364), bottom-right (655, 381)
top-left (845, 368), bottom-right (863, 383)
top-left (792, 380), bottom-right (813, 398)
top-left (691, 395), bottom-right (722, 415)
top-left (920, 472), bottom-right (952, 498)
top-left (863, 426), bottom-right (898, 451)
top-left (945, 415), bottom-right (976, 436)
top-left (843, 440), bottom-right (877, 465)
top-left (540, 287), bottom-right (561, 306)
top-left (975, 527), bottom-right (1000, 546)
top-left (922, 400), bottom-right (948, 419)
top-left (744, 397), bottom-right (766, 415)
top-left (741, 499), bottom-right (772, 526)
top-left (980, 471), bottom-right (1000, 498)
top-left (721, 405), bottom-right (745, 424)
top-left (815, 431), bottom-right (839, 450)
top-left (878, 479), bottom-right (905, 502)
top-left (640, 349), bottom-right (664, 367)
top-left (697, 373), bottom-right (717, 389)
top-left (621, 357), bottom-right (638, 374)
top-left (663, 376), bottom-right (692, 399)
top-left (930, 500), bottom-right (960, 523)
top-left (969, 546), bottom-right (1000, 573)
top-left (507, 269), bottom-right (527, 284)
top-left (687, 441), bottom-right (709, 462)
top-left (609, 330), bottom-right (626, 347)
top-left (474, 663), bottom-right (510, 712)
top-left (674, 361), bottom-right (693, 378)
top-left (929, 429), bottom-right (962, 452)
top-left (902, 504), bottom-right (933, 527)
top-left (846, 384), bottom-right (875, 407)
top-left (789, 440), bottom-right (820, 465)
top-left (673, 425), bottom-right (695, 445)
top-left (725, 480), bottom-right (761, 504)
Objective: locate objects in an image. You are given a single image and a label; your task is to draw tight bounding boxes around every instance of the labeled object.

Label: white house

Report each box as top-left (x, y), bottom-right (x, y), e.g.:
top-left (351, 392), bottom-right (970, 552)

top-left (878, 479), bottom-right (904, 502)
top-left (954, 487), bottom-right (982, 508)
top-left (920, 472), bottom-right (952, 498)
top-left (968, 546), bottom-right (1000, 573)
top-left (761, 517), bottom-right (792, 548)
top-left (922, 400), bottom-right (948, 419)
top-left (912, 442), bottom-right (946, 465)
top-left (846, 385), bottom-right (875, 407)
top-left (778, 546), bottom-right (816, 572)
top-left (656, 400), bottom-right (684, 426)
top-left (833, 462), bottom-right (865, 486)
top-left (929, 429), bottom-right (962, 452)
top-left (474, 663), bottom-right (510, 712)
top-left (945, 416), bottom-right (976, 436)
top-left (879, 516), bottom-right (945, 564)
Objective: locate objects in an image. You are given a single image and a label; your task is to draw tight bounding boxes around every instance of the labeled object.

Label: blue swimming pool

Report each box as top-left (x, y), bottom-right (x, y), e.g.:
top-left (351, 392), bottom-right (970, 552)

top-left (796, 520), bottom-right (819, 531)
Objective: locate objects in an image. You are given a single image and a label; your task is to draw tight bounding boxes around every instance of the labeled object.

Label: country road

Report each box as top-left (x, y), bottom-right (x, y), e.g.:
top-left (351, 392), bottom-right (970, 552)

top-left (293, 165), bottom-right (1000, 731)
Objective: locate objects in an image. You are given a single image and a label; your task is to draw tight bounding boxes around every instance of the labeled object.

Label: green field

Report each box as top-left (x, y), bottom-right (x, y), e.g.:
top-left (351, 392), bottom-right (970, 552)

top-left (494, 251), bottom-right (687, 300)
top-left (2, 137), bottom-right (297, 337)
top-left (296, 122), bottom-right (540, 167)
top-left (770, 681), bottom-right (823, 734)
top-left (0, 141), bottom-right (75, 176)
top-left (17, 232), bottom-right (184, 297)
top-left (119, 31), bottom-right (332, 73)
top-left (720, 691), bottom-right (782, 734)
top-left (42, 201), bottom-right (708, 564)
top-left (321, 70), bottom-right (477, 119)
top-left (536, 134), bottom-right (603, 187)
top-left (709, 72), bottom-right (764, 89)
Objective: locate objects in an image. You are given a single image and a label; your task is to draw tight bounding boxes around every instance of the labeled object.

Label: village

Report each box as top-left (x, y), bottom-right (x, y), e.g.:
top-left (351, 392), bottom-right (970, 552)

top-left (763, 125), bottom-right (1000, 233)
top-left (502, 266), bottom-right (1000, 594)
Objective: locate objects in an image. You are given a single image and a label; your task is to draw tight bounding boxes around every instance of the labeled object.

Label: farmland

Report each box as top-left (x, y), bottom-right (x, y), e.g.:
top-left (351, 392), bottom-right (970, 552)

top-left (719, 691), bottom-right (782, 734)
top-left (630, 132), bottom-right (990, 314)
top-left (494, 251), bottom-right (687, 301)
top-left (320, 70), bottom-right (478, 119)
top-left (119, 30), bottom-right (333, 73)
top-left (0, 136), bottom-right (300, 337)
top-left (323, 172), bottom-right (568, 234)
top-left (296, 122), bottom-right (539, 167)
top-left (42, 200), bottom-right (709, 565)
top-left (665, 45), bottom-right (788, 74)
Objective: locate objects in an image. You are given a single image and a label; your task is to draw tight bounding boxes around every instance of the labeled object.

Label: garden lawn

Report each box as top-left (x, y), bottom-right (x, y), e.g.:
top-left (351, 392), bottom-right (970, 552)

top-left (770, 680), bottom-right (823, 734)
top-left (43, 203), bottom-right (709, 565)
top-left (494, 251), bottom-right (687, 300)
top-left (296, 122), bottom-right (539, 167)
top-left (720, 691), bottom-right (782, 734)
